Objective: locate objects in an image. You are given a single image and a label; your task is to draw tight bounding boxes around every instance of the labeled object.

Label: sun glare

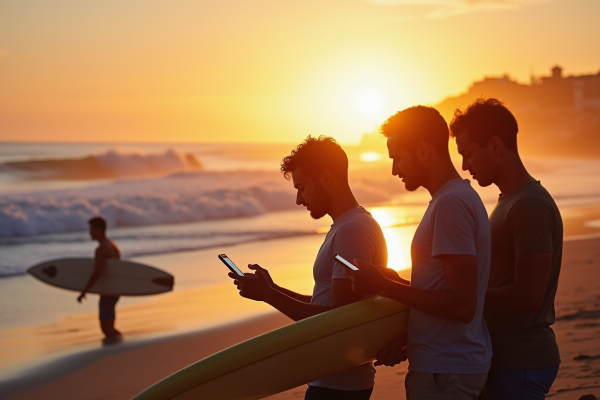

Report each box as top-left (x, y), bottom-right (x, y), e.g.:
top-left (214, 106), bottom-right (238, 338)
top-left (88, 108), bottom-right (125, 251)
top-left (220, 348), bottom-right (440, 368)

top-left (356, 92), bottom-right (382, 116)
top-left (369, 206), bottom-right (419, 271)
top-left (359, 152), bottom-right (382, 162)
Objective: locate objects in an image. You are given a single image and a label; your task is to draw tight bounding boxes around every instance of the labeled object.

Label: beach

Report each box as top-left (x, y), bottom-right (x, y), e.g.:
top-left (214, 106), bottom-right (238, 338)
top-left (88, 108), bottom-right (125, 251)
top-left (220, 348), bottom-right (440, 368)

top-left (1, 205), bottom-right (599, 400)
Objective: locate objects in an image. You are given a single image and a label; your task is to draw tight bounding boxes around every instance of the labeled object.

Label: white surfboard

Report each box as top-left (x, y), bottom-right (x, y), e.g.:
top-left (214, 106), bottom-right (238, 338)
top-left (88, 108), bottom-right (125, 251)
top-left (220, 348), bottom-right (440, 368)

top-left (28, 258), bottom-right (174, 296)
top-left (132, 296), bottom-right (409, 400)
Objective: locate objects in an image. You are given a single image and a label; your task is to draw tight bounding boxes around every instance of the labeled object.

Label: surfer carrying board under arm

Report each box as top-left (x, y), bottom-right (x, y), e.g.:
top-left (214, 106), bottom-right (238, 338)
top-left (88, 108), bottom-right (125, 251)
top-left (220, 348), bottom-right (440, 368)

top-left (229, 136), bottom-right (399, 400)
top-left (77, 216), bottom-right (122, 339)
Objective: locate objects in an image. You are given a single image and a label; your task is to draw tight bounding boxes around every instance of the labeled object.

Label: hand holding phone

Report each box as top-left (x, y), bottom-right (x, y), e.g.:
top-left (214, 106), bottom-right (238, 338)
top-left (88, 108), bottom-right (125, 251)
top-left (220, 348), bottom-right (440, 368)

top-left (218, 254), bottom-right (244, 276)
top-left (334, 254), bottom-right (360, 271)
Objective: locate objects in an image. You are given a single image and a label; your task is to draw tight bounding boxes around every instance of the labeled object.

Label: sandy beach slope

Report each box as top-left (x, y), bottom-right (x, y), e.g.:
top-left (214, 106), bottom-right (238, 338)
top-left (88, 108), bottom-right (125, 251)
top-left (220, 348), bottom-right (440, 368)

top-left (2, 207), bottom-right (600, 400)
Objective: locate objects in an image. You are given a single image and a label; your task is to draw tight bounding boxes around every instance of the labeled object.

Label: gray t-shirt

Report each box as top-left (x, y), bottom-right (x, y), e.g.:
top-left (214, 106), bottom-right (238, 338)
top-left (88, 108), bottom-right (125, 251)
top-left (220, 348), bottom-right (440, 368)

top-left (309, 207), bottom-right (388, 391)
top-left (486, 181), bottom-right (562, 369)
top-left (408, 179), bottom-right (492, 374)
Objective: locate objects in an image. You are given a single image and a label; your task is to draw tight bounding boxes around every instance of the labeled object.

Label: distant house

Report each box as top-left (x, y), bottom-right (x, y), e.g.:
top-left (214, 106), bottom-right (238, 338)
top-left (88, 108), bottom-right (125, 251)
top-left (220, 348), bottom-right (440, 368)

top-left (436, 66), bottom-right (600, 156)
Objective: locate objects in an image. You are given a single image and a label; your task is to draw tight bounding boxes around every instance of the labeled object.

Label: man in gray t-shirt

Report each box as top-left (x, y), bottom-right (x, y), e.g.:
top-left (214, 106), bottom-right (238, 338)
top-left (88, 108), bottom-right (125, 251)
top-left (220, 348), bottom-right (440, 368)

top-left (229, 136), bottom-right (387, 400)
top-left (451, 98), bottom-right (562, 400)
top-left (347, 106), bottom-right (492, 400)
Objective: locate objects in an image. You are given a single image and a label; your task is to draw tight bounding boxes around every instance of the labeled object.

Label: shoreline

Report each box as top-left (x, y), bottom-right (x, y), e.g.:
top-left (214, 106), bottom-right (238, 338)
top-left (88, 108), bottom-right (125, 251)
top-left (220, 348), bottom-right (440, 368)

top-left (4, 235), bottom-right (599, 400)
top-left (1, 204), bottom-right (599, 399)
top-left (0, 312), bottom-right (291, 399)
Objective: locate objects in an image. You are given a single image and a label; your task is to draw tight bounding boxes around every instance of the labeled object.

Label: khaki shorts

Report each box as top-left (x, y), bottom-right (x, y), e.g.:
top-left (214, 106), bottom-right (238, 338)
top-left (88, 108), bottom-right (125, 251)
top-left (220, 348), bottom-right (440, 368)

top-left (405, 371), bottom-right (488, 400)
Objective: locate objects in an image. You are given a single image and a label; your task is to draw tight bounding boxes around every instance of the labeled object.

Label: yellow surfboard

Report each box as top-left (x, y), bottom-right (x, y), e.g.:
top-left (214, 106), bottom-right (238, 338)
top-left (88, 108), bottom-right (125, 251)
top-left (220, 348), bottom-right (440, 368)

top-left (132, 296), bottom-right (409, 400)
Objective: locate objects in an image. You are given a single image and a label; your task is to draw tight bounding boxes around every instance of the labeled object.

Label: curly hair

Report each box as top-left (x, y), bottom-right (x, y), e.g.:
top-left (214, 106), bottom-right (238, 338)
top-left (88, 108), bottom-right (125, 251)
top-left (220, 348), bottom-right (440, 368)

top-left (280, 135), bottom-right (348, 181)
top-left (449, 97), bottom-right (518, 151)
top-left (380, 106), bottom-right (449, 156)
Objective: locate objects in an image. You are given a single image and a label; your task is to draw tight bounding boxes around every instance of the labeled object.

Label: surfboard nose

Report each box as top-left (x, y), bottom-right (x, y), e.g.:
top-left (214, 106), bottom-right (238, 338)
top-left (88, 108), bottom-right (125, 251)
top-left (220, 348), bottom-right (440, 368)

top-left (42, 265), bottom-right (57, 278)
top-left (152, 276), bottom-right (174, 288)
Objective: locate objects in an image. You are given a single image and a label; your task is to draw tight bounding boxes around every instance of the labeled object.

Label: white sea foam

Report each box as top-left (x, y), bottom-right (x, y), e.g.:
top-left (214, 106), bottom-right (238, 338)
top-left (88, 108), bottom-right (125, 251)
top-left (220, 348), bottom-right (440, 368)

top-left (0, 171), bottom-right (299, 238)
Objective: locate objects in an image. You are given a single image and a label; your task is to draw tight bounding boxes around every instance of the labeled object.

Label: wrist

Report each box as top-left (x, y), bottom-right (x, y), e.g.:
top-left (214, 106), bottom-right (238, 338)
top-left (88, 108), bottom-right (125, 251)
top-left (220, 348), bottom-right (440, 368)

top-left (379, 278), bottom-right (398, 298)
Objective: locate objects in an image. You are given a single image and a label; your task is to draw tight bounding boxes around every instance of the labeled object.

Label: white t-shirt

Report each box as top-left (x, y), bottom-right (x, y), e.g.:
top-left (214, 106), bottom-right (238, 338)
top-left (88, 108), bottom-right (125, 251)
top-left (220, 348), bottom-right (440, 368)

top-left (408, 179), bottom-right (492, 374)
top-left (309, 207), bottom-right (388, 391)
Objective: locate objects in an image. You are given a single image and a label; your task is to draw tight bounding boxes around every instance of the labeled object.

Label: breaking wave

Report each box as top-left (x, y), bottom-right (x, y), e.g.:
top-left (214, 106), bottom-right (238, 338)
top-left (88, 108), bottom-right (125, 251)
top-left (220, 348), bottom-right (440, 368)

top-left (0, 171), bottom-right (296, 238)
top-left (2, 148), bottom-right (202, 180)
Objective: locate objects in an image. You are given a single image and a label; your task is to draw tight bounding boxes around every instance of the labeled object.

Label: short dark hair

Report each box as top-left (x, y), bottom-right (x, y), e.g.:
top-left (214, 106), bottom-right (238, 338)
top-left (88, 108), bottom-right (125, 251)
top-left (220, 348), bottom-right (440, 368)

top-left (280, 135), bottom-right (348, 181)
top-left (380, 106), bottom-right (449, 156)
top-left (449, 97), bottom-right (518, 151)
top-left (88, 216), bottom-right (107, 232)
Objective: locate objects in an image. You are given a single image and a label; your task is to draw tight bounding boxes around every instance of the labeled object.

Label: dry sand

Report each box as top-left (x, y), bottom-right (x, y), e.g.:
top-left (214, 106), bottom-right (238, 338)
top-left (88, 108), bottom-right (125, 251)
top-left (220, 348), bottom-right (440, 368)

top-left (2, 207), bottom-right (600, 400)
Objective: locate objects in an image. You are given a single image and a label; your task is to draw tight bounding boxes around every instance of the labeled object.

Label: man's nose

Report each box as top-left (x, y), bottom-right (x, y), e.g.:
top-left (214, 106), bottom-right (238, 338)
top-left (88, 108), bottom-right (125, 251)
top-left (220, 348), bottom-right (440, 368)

top-left (461, 158), bottom-right (470, 172)
top-left (296, 192), bottom-right (304, 205)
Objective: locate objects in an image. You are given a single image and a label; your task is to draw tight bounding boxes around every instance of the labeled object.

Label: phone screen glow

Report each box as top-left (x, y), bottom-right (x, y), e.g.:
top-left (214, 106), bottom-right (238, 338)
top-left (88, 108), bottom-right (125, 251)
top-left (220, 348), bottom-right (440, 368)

top-left (334, 254), bottom-right (359, 271)
top-left (222, 256), bottom-right (244, 276)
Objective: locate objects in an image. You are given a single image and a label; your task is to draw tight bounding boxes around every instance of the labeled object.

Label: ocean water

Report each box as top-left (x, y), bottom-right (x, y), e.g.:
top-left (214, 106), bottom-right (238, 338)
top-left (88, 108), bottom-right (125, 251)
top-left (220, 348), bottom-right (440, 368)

top-left (1, 142), bottom-right (600, 278)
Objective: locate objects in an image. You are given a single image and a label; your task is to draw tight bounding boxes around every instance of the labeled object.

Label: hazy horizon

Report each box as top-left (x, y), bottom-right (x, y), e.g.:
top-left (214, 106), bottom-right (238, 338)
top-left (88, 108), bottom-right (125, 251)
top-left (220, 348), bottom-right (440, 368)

top-left (1, 0), bottom-right (599, 145)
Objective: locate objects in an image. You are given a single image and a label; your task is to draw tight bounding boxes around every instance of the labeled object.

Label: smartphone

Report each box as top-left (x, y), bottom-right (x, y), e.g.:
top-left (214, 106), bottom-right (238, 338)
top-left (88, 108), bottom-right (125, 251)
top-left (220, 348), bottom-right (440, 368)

top-left (334, 254), bottom-right (360, 271)
top-left (218, 254), bottom-right (244, 276)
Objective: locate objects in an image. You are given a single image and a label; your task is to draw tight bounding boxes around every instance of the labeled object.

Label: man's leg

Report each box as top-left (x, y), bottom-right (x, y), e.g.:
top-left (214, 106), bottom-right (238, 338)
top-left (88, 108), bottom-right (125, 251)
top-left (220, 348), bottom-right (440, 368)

top-left (480, 367), bottom-right (559, 400)
top-left (304, 386), bottom-right (373, 400)
top-left (99, 296), bottom-right (121, 337)
top-left (406, 371), bottom-right (488, 400)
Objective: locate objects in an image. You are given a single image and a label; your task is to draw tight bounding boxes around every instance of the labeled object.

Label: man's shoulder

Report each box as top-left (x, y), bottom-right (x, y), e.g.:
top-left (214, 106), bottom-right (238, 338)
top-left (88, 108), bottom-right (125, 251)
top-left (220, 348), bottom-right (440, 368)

top-left (96, 240), bottom-right (121, 258)
top-left (335, 211), bottom-right (381, 233)
top-left (506, 184), bottom-right (558, 216)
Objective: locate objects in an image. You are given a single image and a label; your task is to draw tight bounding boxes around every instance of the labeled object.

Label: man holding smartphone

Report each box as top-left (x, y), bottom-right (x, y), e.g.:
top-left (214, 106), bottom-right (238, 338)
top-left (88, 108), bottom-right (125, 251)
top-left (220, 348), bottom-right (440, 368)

top-left (229, 135), bottom-right (389, 400)
top-left (346, 106), bottom-right (492, 399)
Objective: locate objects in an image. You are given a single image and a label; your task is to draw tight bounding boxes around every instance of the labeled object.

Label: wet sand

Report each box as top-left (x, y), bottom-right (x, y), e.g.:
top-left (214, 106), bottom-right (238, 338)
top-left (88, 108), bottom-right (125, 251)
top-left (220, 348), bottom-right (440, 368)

top-left (2, 206), bottom-right (600, 400)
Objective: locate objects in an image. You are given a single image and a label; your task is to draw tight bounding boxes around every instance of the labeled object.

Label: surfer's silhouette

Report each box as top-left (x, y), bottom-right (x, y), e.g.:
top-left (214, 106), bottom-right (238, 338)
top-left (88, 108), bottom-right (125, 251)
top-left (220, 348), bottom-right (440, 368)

top-left (346, 106), bottom-right (492, 399)
top-left (451, 98), bottom-right (562, 400)
top-left (77, 216), bottom-right (122, 339)
top-left (229, 136), bottom-right (397, 400)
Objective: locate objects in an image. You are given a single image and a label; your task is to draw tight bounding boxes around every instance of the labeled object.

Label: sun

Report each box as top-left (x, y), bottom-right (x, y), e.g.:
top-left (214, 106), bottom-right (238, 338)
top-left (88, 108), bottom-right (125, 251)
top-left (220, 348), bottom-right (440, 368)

top-left (356, 91), bottom-right (382, 116)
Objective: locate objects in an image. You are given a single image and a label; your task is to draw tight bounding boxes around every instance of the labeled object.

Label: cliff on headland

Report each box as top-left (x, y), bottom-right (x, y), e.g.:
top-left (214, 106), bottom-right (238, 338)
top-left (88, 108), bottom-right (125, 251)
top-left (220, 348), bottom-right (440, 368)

top-left (436, 66), bottom-right (600, 158)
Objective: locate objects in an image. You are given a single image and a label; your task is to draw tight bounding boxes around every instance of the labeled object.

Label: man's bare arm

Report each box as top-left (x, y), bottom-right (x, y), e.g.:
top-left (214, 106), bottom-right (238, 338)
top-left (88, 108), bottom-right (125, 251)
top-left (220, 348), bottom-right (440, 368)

top-left (485, 252), bottom-right (552, 313)
top-left (351, 255), bottom-right (478, 324)
top-left (78, 247), bottom-right (106, 302)
top-left (271, 286), bottom-right (312, 303)
top-left (232, 271), bottom-right (362, 321)
top-left (264, 279), bottom-right (361, 321)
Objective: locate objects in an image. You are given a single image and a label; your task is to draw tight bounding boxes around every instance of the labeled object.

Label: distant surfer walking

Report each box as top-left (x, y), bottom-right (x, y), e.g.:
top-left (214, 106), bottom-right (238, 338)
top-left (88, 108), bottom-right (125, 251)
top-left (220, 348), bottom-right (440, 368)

top-left (229, 136), bottom-right (391, 400)
top-left (77, 216), bottom-right (122, 339)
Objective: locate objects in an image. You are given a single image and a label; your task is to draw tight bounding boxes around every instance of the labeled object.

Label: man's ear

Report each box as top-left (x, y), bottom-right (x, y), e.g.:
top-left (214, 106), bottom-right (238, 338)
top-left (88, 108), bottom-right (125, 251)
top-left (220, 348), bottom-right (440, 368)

top-left (489, 136), bottom-right (504, 157)
top-left (319, 168), bottom-right (334, 187)
top-left (415, 141), bottom-right (430, 163)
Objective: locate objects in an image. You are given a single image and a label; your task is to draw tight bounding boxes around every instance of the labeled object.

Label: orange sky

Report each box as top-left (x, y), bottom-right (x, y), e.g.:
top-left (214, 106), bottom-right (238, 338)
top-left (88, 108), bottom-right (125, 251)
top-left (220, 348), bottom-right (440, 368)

top-left (0, 0), bottom-right (599, 144)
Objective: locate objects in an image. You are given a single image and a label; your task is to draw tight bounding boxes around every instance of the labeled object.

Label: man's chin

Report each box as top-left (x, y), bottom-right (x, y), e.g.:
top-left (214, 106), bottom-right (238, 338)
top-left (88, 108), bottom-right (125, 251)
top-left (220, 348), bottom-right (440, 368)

top-left (472, 177), bottom-right (493, 187)
top-left (404, 182), bottom-right (420, 192)
top-left (309, 210), bottom-right (327, 220)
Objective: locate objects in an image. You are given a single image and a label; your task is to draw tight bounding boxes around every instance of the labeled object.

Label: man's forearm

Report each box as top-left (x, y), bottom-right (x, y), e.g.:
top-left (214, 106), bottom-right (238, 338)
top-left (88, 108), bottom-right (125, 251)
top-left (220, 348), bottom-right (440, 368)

top-left (380, 279), bottom-right (475, 324)
top-left (264, 289), bottom-right (331, 321)
top-left (82, 270), bottom-right (102, 293)
top-left (273, 285), bottom-right (312, 303)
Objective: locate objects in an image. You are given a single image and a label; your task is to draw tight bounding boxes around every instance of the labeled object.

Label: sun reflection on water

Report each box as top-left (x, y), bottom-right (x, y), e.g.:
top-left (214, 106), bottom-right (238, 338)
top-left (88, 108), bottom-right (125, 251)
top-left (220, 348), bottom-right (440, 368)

top-left (359, 152), bottom-right (382, 162)
top-left (368, 206), bottom-right (421, 271)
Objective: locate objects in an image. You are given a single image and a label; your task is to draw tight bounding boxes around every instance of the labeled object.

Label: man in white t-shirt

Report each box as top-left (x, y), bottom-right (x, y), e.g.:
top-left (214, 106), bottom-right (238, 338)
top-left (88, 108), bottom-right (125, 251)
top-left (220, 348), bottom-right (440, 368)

top-left (346, 106), bottom-right (492, 399)
top-left (229, 135), bottom-right (388, 400)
